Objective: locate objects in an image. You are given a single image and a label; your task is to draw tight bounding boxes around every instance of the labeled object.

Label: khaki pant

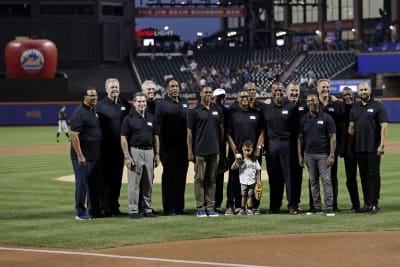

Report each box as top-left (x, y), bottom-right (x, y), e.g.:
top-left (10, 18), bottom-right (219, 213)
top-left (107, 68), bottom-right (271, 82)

top-left (194, 154), bottom-right (219, 210)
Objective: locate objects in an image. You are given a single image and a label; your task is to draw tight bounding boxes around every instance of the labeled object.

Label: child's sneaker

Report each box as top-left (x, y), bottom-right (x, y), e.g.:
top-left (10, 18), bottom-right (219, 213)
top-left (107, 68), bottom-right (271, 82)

top-left (245, 209), bottom-right (253, 215)
top-left (237, 209), bottom-right (246, 215)
top-left (224, 207), bottom-right (234, 216)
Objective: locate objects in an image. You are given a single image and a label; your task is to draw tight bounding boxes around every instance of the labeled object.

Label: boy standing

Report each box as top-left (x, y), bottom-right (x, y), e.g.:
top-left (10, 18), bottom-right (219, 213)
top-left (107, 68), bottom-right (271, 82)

top-left (231, 140), bottom-right (262, 215)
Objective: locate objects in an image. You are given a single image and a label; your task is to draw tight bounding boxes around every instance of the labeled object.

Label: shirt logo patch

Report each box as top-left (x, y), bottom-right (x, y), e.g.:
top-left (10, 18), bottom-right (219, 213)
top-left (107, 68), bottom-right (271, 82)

top-left (299, 107), bottom-right (304, 111)
top-left (328, 107), bottom-right (334, 112)
top-left (282, 110), bottom-right (288, 115)
top-left (249, 115), bottom-right (256, 120)
top-left (212, 111), bottom-right (219, 116)
top-left (317, 120), bottom-right (324, 125)
top-left (182, 104), bottom-right (188, 108)
top-left (121, 106), bottom-right (126, 111)
top-left (367, 108), bottom-right (374, 113)
top-left (147, 122), bottom-right (153, 126)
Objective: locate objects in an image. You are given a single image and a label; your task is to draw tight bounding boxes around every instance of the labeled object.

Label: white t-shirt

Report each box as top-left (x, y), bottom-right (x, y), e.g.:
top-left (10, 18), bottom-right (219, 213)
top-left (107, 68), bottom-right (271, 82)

top-left (239, 158), bottom-right (261, 185)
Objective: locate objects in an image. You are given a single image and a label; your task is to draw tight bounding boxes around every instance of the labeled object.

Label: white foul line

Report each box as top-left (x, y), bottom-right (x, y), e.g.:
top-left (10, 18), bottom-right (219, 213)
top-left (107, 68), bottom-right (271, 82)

top-left (0, 247), bottom-right (274, 267)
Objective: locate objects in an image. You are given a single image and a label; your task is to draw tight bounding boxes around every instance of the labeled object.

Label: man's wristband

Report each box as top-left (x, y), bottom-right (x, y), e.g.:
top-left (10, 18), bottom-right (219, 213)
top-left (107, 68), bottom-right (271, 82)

top-left (380, 144), bottom-right (385, 148)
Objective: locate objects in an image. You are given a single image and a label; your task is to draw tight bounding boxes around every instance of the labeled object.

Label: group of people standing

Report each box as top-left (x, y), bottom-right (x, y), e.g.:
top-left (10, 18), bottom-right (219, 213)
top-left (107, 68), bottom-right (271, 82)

top-left (68, 76), bottom-right (388, 220)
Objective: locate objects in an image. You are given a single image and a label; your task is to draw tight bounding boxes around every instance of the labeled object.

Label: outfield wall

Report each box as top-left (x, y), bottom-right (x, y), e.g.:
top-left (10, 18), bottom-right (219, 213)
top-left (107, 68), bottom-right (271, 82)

top-left (1, 99), bottom-right (400, 126)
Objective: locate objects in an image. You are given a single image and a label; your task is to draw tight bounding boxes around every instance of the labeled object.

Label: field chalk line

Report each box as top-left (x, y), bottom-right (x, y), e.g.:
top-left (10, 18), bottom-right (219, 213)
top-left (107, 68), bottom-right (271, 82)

top-left (0, 247), bottom-right (274, 267)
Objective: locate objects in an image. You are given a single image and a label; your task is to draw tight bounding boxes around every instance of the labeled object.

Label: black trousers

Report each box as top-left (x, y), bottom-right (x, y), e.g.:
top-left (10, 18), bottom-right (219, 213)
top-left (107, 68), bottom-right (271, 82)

top-left (356, 152), bottom-right (381, 207)
top-left (266, 139), bottom-right (294, 211)
top-left (100, 151), bottom-right (124, 212)
top-left (160, 147), bottom-right (189, 214)
top-left (225, 154), bottom-right (242, 209)
top-left (343, 155), bottom-right (360, 209)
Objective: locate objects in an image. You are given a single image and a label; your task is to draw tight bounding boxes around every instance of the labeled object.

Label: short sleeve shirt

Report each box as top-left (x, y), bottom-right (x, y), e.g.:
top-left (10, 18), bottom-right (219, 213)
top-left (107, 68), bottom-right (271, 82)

top-left (155, 96), bottom-right (189, 149)
top-left (187, 102), bottom-right (223, 156)
top-left (300, 111), bottom-right (336, 154)
top-left (121, 110), bottom-right (159, 147)
top-left (239, 158), bottom-right (262, 185)
top-left (70, 103), bottom-right (102, 160)
top-left (349, 98), bottom-right (389, 152)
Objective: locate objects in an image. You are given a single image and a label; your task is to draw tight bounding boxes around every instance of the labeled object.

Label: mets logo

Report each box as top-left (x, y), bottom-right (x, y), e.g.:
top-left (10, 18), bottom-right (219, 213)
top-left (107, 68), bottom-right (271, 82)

top-left (20, 49), bottom-right (44, 73)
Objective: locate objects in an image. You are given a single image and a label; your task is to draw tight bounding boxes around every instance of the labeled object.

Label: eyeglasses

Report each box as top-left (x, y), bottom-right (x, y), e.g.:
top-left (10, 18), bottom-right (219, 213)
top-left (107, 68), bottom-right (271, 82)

top-left (86, 94), bottom-right (98, 97)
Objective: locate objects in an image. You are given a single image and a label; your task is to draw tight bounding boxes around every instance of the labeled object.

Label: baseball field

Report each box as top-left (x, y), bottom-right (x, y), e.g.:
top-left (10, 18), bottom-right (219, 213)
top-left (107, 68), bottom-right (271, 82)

top-left (0, 125), bottom-right (399, 266)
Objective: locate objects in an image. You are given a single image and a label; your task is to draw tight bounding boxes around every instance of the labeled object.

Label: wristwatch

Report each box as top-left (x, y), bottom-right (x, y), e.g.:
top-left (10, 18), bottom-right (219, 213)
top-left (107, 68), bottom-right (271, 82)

top-left (256, 145), bottom-right (262, 150)
top-left (380, 144), bottom-right (385, 148)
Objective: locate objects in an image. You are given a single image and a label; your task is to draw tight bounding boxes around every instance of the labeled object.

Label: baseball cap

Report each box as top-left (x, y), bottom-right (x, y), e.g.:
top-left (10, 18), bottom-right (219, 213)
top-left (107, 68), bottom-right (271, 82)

top-left (212, 88), bottom-right (226, 97)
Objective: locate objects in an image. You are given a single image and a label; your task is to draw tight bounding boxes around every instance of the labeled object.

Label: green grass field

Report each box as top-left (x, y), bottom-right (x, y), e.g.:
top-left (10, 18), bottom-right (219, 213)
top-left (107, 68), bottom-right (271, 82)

top-left (0, 125), bottom-right (399, 249)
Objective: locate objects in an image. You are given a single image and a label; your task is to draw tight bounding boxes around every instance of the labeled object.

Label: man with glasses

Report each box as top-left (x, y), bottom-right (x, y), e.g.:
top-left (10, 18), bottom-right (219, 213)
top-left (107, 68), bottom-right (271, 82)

top-left (348, 83), bottom-right (389, 214)
top-left (70, 87), bottom-right (101, 220)
top-left (96, 78), bottom-right (131, 217)
top-left (224, 89), bottom-right (264, 215)
top-left (340, 87), bottom-right (361, 212)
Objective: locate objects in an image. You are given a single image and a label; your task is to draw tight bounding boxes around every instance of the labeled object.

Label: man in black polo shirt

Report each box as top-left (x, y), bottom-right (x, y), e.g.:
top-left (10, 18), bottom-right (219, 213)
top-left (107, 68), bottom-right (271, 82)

top-left (286, 81), bottom-right (307, 213)
top-left (155, 78), bottom-right (189, 216)
top-left (244, 82), bottom-right (266, 215)
top-left (317, 78), bottom-right (345, 212)
top-left (96, 78), bottom-right (131, 217)
top-left (187, 86), bottom-right (224, 217)
top-left (224, 89), bottom-right (264, 215)
top-left (341, 87), bottom-right (361, 212)
top-left (70, 87), bottom-right (102, 220)
top-left (121, 92), bottom-right (160, 219)
top-left (298, 94), bottom-right (336, 216)
top-left (264, 82), bottom-right (300, 214)
top-left (142, 80), bottom-right (159, 116)
top-left (348, 82), bottom-right (388, 214)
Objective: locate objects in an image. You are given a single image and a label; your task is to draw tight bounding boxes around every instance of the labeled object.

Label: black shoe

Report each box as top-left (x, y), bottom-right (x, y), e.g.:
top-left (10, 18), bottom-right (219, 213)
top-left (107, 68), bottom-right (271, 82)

top-left (111, 209), bottom-right (127, 216)
top-left (267, 209), bottom-right (280, 214)
top-left (151, 209), bottom-right (159, 215)
top-left (128, 212), bottom-right (143, 219)
top-left (176, 210), bottom-right (190, 215)
top-left (368, 205), bottom-right (383, 215)
top-left (164, 211), bottom-right (176, 216)
top-left (144, 212), bottom-right (157, 218)
top-left (350, 206), bottom-right (361, 213)
top-left (101, 211), bottom-right (113, 217)
top-left (333, 207), bottom-right (341, 212)
top-left (306, 208), bottom-right (323, 215)
top-left (356, 206), bottom-right (370, 213)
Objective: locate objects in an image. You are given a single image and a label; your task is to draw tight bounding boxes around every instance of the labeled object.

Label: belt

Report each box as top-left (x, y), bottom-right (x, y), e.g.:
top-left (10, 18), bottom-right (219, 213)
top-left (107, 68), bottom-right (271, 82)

top-left (132, 145), bottom-right (153, 150)
top-left (269, 137), bottom-right (289, 141)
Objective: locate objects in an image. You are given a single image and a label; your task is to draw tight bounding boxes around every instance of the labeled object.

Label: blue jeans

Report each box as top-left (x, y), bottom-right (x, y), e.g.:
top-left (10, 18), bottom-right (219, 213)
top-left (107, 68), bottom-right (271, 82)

top-left (72, 159), bottom-right (98, 216)
top-left (304, 153), bottom-right (333, 210)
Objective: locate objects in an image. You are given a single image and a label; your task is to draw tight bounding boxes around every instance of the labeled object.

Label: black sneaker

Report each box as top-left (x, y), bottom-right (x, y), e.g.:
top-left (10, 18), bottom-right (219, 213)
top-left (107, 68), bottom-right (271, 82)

top-left (306, 208), bottom-right (323, 215)
top-left (368, 206), bottom-right (383, 215)
top-left (128, 212), bottom-right (143, 219)
top-left (356, 206), bottom-right (371, 213)
top-left (144, 212), bottom-right (157, 218)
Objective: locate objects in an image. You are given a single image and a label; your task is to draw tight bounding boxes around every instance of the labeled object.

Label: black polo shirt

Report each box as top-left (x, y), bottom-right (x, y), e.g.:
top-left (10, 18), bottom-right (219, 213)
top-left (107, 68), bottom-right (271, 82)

top-left (319, 99), bottom-right (345, 145)
top-left (70, 103), bottom-right (102, 160)
top-left (263, 101), bottom-right (299, 140)
top-left (187, 102), bottom-right (223, 156)
top-left (300, 111), bottom-right (336, 154)
top-left (147, 99), bottom-right (159, 116)
top-left (349, 98), bottom-right (389, 152)
top-left (121, 110), bottom-right (159, 147)
top-left (226, 105), bottom-right (263, 150)
top-left (156, 96), bottom-right (189, 149)
top-left (96, 97), bottom-right (131, 145)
